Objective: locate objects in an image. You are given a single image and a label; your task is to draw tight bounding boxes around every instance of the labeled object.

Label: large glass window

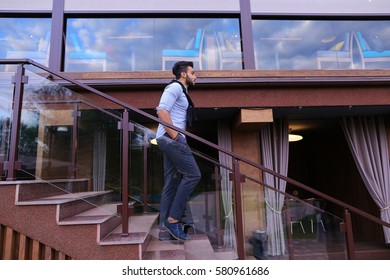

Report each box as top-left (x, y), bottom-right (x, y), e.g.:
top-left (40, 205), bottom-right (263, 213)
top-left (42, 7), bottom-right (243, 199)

top-left (65, 18), bottom-right (242, 71)
top-left (0, 18), bottom-right (52, 68)
top-left (253, 20), bottom-right (390, 70)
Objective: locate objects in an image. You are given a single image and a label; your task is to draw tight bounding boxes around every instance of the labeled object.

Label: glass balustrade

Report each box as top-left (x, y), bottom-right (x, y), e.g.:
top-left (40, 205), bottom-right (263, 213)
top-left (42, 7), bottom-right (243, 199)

top-left (4, 65), bottom-right (126, 221)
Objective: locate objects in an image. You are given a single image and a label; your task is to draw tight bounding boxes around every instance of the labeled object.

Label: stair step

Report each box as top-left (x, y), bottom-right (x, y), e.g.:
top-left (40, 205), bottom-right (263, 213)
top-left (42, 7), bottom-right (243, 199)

top-left (58, 203), bottom-right (118, 225)
top-left (100, 213), bottom-right (158, 245)
top-left (143, 227), bottom-right (186, 260)
top-left (184, 234), bottom-right (217, 260)
top-left (143, 224), bottom-right (236, 260)
top-left (56, 191), bottom-right (113, 223)
top-left (15, 191), bottom-right (110, 205)
top-left (15, 179), bottom-right (89, 202)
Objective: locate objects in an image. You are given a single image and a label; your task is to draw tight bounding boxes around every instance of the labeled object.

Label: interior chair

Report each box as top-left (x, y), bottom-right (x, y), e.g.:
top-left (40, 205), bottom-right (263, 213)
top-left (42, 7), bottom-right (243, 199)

top-left (354, 31), bottom-right (390, 69)
top-left (215, 31), bottom-right (242, 69)
top-left (6, 31), bottom-right (51, 68)
top-left (305, 198), bottom-right (325, 233)
top-left (162, 28), bottom-right (204, 70)
top-left (66, 33), bottom-right (107, 71)
top-left (316, 32), bottom-right (353, 69)
top-left (288, 199), bottom-right (306, 234)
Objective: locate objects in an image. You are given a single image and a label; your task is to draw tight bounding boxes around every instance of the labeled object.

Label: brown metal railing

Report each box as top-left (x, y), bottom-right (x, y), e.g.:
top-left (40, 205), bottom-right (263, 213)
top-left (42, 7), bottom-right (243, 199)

top-left (1, 59), bottom-right (390, 259)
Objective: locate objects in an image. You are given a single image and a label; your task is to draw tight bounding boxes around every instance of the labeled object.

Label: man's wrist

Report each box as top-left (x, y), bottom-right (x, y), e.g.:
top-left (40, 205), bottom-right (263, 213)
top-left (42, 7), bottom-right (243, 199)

top-left (173, 133), bottom-right (179, 140)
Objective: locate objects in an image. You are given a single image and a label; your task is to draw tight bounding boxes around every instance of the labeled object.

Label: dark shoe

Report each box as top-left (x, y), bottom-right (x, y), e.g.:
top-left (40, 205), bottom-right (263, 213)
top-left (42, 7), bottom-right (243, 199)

top-left (158, 229), bottom-right (175, 241)
top-left (163, 219), bottom-right (190, 241)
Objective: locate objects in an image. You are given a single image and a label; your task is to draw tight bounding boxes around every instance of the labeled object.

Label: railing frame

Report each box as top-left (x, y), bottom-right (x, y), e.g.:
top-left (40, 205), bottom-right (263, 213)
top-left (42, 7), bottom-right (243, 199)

top-left (5, 64), bottom-right (25, 180)
top-left (1, 59), bottom-right (390, 259)
top-left (119, 110), bottom-right (132, 236)
top-left (69, 103), bottom-right (79, 179)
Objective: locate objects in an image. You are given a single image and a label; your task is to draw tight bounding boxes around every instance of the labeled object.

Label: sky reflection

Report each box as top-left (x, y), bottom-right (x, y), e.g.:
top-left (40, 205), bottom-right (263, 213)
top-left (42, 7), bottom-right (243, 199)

top-left (1, 17), bottom-right (390, 71)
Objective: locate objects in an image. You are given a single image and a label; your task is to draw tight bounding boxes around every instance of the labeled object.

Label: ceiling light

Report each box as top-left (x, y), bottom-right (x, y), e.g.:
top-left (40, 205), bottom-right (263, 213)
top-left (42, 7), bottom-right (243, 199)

top-left (288, 128), bottom-right (303, 142)
top-left (288, 133), bottom-right (303, 142)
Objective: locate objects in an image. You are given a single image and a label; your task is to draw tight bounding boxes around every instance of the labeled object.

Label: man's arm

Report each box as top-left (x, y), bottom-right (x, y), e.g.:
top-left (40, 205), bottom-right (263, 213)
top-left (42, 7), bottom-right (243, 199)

top-left (157, 109), bottom-right (179, 140)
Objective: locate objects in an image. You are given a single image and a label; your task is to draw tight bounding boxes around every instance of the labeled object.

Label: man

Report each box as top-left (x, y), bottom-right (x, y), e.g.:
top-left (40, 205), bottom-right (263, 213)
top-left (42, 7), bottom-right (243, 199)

top-left (155, 61), bottom-right (201, 241)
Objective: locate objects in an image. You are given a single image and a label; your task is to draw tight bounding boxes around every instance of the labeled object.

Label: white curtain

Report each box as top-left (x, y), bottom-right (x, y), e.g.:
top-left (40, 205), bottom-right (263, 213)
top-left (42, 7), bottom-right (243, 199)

top-left (93, 128), bottom-right (107, 191)
top-left (260, 118), bottom-right (289, 256)
top-left (217, 120), bottom-right (237, 256)
top-left (341, 116), bottom-right (390, 244)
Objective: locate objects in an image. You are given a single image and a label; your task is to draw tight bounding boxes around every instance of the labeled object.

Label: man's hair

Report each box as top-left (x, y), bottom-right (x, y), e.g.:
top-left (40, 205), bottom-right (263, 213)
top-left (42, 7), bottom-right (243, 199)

top-left (172, 61), bottom-right (194, 79)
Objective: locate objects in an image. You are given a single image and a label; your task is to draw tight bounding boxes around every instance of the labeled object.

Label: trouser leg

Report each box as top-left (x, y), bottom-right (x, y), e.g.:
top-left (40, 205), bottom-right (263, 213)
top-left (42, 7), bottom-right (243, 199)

top-left (157, 134), bottom-right (201, 221)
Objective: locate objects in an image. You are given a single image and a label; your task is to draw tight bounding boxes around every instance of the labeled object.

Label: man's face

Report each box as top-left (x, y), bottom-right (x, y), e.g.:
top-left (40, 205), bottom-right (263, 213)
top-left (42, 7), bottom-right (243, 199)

top-left (184, 66), bottom-right (197, 87)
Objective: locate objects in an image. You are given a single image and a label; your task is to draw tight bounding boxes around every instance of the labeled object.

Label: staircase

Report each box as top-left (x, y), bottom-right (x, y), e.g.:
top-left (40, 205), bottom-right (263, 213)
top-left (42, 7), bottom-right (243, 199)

top-left (0, 180), bottom-right (157, 259)
top-left (0, 179), bottom-right (235, 260)
top-left (2, 179), bottom-right (390, 260)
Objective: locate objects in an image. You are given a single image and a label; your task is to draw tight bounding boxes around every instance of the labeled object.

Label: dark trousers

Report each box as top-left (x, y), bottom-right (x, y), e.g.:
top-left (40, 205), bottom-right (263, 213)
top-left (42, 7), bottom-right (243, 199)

top-left (156, 134), bottom-right (201, 225)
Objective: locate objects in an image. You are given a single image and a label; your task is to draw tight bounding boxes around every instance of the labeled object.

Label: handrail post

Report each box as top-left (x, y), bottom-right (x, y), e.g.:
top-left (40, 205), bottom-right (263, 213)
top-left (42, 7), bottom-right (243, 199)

top-left (343, 209), bottom-right (356, 259)
top-left (213, 164), bottom-right (223, 248)
top-left (119, 110), bottom-right (132, 236)
top-left (5, 65), bottom-right (26, 180)
top-left (233, 159), bottom-right (245, 260)
top-left (142, 134), bottom-right (149, 213)
top-left (69, 103), bottom-right (79, 179)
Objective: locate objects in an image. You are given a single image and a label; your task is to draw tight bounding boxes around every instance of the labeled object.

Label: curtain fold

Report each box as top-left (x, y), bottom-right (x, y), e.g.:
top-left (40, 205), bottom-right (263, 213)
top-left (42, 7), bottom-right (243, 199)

top-left (260, 117), bottom-right (289, 256)
top-left (341, 116), bottom-right (390, 244)
top-left (217, 120), bottom-right (237, 257)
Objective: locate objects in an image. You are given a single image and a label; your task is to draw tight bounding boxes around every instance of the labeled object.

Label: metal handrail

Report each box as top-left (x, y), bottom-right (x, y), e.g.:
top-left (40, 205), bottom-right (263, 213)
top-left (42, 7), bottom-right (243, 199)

top-left (1, 59), bottom-right (390, 259)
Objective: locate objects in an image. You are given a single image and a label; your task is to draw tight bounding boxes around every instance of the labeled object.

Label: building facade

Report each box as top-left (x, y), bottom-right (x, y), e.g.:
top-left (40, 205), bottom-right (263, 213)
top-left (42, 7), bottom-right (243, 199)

top-left (1, 0), bottom-right (390, 260)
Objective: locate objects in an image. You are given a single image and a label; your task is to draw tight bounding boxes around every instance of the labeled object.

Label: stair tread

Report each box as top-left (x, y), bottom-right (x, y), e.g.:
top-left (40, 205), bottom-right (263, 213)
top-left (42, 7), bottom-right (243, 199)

top-left (184, 234), bottom-right (217, 260)
top-left (143, 227), bottom-right (186, 260)
top-left (144, 225), bottom-right (236, 260)
top-left (100, 213), bottom-right (158, 245)
top-left (58, 203), bottom-right (118, 225)
top-left (16, 191), bottom-right (111, 205)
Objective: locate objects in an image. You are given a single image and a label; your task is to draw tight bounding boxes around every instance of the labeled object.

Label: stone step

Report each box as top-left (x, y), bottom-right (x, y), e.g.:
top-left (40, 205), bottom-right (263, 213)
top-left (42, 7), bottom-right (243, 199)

top-left (143, 224), bottom-right (236, 260)
top-left (15, 179), bottom-right (89, 202)
top-left (58, 202), bottom-right (118, 225)
top-left (143, 226), bottom-right (186, 260)
top-left (15, 190), bottom-right (111, 206)
top-left (100, 213), bottom-right (159, 245)
top-left (184, 234), bottom-right (217, 260)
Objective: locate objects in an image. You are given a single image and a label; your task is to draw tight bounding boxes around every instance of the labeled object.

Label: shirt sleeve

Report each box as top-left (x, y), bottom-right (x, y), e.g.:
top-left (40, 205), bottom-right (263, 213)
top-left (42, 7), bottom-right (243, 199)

top-left (156, 83), bottom-right (181, 112)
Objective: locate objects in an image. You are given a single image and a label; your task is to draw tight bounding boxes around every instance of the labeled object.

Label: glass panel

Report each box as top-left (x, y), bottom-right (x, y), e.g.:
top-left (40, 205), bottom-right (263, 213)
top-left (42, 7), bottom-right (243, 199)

top-left (13, 68), bottom-right (125, 219)
top-left (214, 164), bottom-right (237, 258)
top-left (189, 152), bottom-right (222, 242)
top-left (253, 20), bottom-right (390, 70)
top-left (65, 18), bottom-right (242, 71)
top-left (0, 18), bottom-right (51, 69)
top-left (127, 123), bottom-right (161, 213)
top-left (241, 174), bottom-right (348, 260)
top-left (127, 122), bottom-right (237, 256)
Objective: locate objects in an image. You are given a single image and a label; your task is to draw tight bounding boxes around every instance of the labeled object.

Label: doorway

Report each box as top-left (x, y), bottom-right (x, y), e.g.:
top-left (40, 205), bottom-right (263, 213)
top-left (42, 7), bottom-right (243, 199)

top-left (287, 118), bottom-right (384, 243)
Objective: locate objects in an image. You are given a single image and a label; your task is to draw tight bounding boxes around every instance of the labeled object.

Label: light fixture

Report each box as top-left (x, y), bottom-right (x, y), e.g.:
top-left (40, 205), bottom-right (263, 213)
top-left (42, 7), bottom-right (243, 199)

top-left (288, 129), bottom-right (303, 142)
top-left (150, 138), bottom-right (158, 145)
top-left (57, 126), bottom-right (69, 132)
top-left (288, 134), bottom-right (303, 142)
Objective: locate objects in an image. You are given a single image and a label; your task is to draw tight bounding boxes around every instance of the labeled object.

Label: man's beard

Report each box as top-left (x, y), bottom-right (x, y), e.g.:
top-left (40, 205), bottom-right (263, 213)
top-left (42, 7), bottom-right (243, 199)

top-left (186, 77), bottom-right (195, 87)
